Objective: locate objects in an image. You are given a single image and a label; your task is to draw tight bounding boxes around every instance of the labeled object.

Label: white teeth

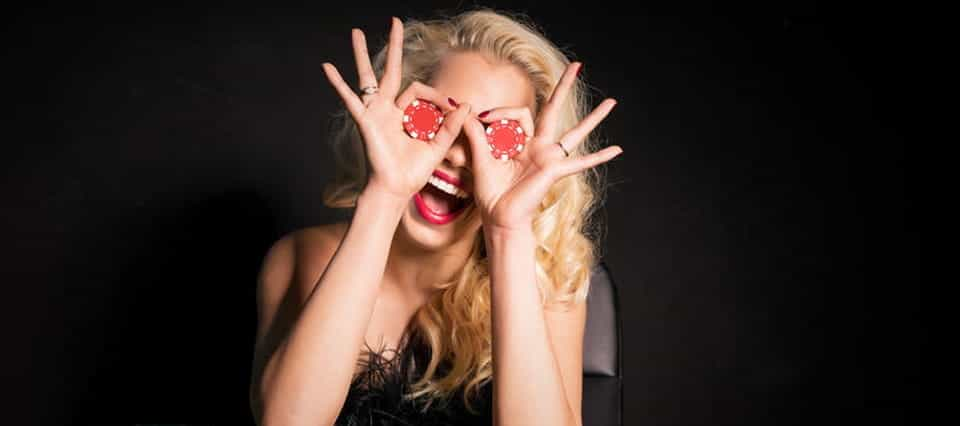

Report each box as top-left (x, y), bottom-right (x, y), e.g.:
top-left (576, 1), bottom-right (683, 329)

top-left (427, 175), bottom-right (470, 199)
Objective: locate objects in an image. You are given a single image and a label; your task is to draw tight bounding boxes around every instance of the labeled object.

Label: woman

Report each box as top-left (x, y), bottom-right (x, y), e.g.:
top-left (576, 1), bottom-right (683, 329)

top-left (249, 8), bottom-right (622, 425)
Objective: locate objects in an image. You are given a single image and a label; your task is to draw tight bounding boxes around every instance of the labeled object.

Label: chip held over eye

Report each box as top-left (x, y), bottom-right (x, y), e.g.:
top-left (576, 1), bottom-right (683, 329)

top-left (486, 119), bottom-right (525, 160)
top-left (403, 99), bottom-right (444, 141)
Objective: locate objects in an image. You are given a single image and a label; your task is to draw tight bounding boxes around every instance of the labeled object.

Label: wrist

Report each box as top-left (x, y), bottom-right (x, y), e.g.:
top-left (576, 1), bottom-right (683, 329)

top-left (357, 187), bottom-right (409, 218)
top-left (479, 204), bottom-right (536, 236)
top-left (481, 212), bottom-right (534, 236)
top-left (483, 221), bottom-right (536, 248)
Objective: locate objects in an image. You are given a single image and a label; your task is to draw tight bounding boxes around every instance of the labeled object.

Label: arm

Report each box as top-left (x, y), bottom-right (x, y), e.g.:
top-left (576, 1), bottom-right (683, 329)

top-left (459, 60), bottom-right (620, 426)
top-left (252, 16), bottom-right (472, 425)
top-left (486, 224), bottom-right (585, 426)
top-left (254, 190), bottom-right (406, 426)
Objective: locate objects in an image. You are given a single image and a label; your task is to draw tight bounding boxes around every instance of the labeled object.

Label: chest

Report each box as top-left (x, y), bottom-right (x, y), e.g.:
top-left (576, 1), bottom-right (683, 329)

top-left (353, 290), bottom-right (420, 377)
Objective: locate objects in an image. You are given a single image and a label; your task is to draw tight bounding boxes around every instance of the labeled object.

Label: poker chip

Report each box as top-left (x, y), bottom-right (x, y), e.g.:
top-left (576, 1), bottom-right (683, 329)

top-left (485, 119), bottom-right (525, 160)
top-left (402, 99), bottom-right (444, 141)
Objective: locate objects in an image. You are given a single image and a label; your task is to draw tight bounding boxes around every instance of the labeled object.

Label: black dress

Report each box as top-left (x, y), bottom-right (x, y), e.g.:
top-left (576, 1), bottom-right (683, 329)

top-left (334, 328), bottom-right (493, 426)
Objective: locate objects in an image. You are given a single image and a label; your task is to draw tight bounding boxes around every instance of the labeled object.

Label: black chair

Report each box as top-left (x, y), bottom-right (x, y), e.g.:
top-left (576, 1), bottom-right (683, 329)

top-left (582, 262), bottom-right (623, 426)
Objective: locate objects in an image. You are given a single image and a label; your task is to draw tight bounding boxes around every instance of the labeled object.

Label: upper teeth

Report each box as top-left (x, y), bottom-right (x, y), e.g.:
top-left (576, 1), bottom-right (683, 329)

top-left (428, 175), bottom-right (470, 199)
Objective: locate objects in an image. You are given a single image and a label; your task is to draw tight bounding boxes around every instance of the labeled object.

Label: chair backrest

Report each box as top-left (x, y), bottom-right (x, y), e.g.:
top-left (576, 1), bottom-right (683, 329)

top-left (582, 262), bottom-right (623, 426)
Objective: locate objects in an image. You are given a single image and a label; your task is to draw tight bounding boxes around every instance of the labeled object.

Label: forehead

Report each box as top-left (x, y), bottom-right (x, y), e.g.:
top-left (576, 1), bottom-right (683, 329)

top-left (429, 50), bottom-right (536, 114)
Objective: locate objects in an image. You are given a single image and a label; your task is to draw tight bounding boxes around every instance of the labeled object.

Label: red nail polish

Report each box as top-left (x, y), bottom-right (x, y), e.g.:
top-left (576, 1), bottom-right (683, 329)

top-left (448, 97), bottom-right (458, 107)
top-left (478, 110), bottom-right (490, 118)
top-left (577, 63), bottom-right (584, 77)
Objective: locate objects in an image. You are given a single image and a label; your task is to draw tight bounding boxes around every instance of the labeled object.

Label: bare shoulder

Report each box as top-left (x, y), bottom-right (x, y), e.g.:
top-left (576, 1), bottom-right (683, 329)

top-left (296, 222), bottom-right (350, 264)
top-left (254, 222), bottom-right (350, 341)
top-left (268, 222), bottom-right (349, 297)
top-left (292, 222), bottom-right (350, 290)
top-left (249, 222), bottom-right (350, 420)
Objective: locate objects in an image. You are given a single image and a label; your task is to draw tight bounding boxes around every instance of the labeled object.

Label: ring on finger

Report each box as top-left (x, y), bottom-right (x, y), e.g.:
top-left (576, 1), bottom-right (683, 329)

top-left (359, 85), bottom-right (379, 96)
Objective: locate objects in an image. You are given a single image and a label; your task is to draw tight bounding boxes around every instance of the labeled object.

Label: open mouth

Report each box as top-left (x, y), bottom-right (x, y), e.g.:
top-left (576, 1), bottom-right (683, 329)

top-left (413, 173), bottom-right (472, 225)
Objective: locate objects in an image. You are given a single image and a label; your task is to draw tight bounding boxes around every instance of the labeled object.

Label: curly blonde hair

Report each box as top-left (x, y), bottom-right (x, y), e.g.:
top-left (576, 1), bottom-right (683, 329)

top-left (322, 7), bottom-right (609, 414)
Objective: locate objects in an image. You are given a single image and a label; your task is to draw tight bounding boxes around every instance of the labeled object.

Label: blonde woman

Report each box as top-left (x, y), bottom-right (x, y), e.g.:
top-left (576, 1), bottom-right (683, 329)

top-left (249, 8), bottom-right (622, 426)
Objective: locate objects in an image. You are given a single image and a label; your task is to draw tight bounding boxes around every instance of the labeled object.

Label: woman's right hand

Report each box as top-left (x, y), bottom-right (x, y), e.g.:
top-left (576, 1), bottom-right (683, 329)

top-left (321, 17), bottom-right (472, 203)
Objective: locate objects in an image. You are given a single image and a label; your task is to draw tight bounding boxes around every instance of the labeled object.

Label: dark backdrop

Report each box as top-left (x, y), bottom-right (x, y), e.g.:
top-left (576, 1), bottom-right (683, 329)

top-left (5, 2), bottom-right (904, 425)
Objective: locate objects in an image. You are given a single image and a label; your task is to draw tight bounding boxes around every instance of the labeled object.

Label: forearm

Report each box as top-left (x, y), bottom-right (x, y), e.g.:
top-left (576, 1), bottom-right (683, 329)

top-left (260, 189), bottom-right (406, 426)
top-left (486, 225), bottom-right (577, 426)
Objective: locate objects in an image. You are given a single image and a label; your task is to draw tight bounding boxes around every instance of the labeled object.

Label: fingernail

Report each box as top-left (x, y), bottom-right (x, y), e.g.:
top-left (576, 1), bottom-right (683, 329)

top-left (577, 63), bottom-right (584, 77)
top-left (478, 110), bottom-right (490, 118)
top-left (448, 97), bottom-right (458, 107)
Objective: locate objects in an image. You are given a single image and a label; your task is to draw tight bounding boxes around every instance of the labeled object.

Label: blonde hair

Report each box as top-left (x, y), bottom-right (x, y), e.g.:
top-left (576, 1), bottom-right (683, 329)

top-left (322, 7), bottom-right (609, 414)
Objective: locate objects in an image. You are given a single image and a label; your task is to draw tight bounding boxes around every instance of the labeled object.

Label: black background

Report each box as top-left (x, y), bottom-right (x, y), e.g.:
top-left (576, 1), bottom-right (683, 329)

top-left (4, 1), bottom-right (906, 425)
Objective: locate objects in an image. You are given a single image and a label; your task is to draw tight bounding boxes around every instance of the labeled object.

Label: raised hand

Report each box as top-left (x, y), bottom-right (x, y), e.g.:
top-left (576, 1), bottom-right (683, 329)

top-left (321, 17), bottom-right (473, 202)
top-left (461, 62), bottom-right (622, 231)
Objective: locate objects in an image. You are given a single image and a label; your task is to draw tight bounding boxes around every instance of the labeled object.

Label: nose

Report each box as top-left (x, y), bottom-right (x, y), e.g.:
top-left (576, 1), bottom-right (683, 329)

top-left (442, 131), bottom-right (471, 170)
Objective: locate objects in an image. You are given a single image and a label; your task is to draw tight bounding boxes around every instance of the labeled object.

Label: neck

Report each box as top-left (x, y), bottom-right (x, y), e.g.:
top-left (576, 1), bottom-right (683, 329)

top-left (384, 227), bottom-right (479, 308)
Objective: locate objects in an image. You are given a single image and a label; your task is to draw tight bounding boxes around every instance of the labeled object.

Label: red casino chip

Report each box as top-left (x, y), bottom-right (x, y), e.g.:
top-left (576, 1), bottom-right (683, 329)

top-left (485, 119), bottom-right (526, 160)
top-left (402, 99), bottom-right (444, 141)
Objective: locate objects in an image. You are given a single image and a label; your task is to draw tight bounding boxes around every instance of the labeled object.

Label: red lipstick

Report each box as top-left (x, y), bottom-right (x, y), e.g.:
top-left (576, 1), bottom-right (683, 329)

top-left (412, 169), bottom-right (470, 225)
top-left (413, 192), bottom-right (467, 225)
top-left (432, 169), bottom-right (462, 187)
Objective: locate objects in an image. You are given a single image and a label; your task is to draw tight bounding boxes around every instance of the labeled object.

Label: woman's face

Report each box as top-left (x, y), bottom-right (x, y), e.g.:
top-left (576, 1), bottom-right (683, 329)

top-left (397, 50), bottom-right (537, 251)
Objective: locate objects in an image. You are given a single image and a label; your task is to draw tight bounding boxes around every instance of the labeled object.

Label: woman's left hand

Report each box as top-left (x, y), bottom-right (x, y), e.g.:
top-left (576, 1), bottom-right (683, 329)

top-left (462, 62), bottom-right (623, 232)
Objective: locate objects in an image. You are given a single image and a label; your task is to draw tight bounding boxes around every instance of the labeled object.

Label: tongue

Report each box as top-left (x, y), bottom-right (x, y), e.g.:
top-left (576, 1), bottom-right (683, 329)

top-left (421, 184), bottom-right (454, 215)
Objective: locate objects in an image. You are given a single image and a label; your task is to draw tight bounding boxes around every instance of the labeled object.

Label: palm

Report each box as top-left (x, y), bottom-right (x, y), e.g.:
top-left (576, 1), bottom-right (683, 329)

top-left (319, 18), bottom-right (471, 201)
top-left (473, 140), bottom-right (565, 227)
top-left (354, 101), bottom-right (448, 198)
top-left (463, 61), bottom-right (622, 230)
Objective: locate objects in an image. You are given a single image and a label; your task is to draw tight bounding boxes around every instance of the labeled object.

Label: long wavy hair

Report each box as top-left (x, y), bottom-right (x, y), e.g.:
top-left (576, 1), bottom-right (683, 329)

top-left (322, 7), bottom-right (610, 414)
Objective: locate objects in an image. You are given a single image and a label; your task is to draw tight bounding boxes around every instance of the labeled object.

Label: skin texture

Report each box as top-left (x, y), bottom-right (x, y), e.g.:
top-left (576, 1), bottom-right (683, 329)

top-left (249, 17), bottom-right (620, 426)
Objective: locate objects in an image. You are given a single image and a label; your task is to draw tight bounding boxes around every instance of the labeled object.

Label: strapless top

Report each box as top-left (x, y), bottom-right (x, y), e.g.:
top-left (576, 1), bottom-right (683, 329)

top-left (334, 331), bottom-right (493, 426)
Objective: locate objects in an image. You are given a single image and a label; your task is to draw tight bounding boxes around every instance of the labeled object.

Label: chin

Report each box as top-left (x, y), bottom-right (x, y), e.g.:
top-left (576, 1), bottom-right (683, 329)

top-left (398, 196), bottom-right (481, 252)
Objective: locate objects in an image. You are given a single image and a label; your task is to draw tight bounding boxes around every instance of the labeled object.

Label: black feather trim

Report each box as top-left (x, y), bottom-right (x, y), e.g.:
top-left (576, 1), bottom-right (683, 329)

top-left (334, 329), bottom-right (492, 426)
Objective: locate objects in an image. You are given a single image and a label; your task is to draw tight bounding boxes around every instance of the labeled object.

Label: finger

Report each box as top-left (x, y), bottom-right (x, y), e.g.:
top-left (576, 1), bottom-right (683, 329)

top-left (463, 114), bottom-right (495, 169)
top-left (558, 98), bottom-right (617, 153)
top-left (351, 29), bottom-right (378, 97)
top-left (476, 106), bottom-right (536, 142)
top-left (431, 102), bottom-right (472, 153)
top-left (552, 145), bottom-right (623, 179)
top-left (537, 62), bottom-right (582, 136)
top-left (395, 81), bottom-right (458, 114)
top-left (379, 17), bottom-right (404, 97)
top-left (322, 62), bottom-right (365, 118)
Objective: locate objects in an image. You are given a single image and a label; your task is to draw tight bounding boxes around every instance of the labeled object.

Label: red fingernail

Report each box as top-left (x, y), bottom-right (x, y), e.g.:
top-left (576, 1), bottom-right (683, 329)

top-left (478, 110), bottom-right (490, 118)
top-left (448, 97), bottom-right (458, 107)
top-left (577, 63), bottom-right (584, 77)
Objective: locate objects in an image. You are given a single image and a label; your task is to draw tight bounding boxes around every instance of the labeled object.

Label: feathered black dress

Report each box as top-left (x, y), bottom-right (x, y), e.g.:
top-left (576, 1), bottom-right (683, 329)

top-left (334, 328), bottom-right (493, 426)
